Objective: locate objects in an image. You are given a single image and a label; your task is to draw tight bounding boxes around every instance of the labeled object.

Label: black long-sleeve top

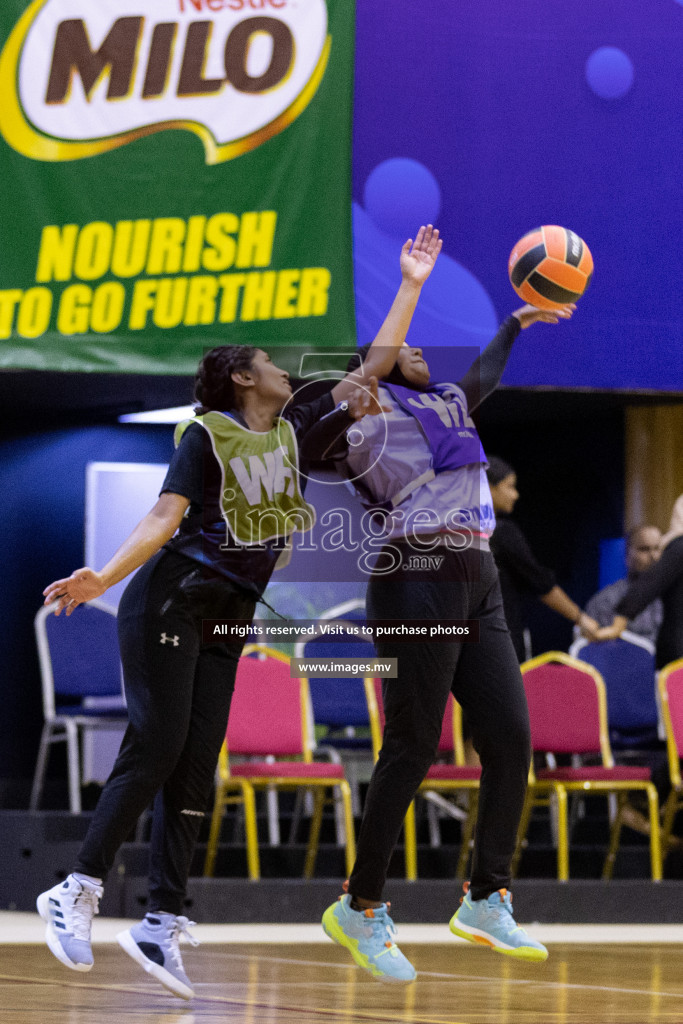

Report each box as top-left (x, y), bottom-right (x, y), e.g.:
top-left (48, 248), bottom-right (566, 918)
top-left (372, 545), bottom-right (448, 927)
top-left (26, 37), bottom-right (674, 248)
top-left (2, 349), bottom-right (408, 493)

top-left (458, 315), bottom-right (521, 413)
top-left (615, 535), bottom-right (683, 668)
top-left (489, 516), bottom-right (556, 662)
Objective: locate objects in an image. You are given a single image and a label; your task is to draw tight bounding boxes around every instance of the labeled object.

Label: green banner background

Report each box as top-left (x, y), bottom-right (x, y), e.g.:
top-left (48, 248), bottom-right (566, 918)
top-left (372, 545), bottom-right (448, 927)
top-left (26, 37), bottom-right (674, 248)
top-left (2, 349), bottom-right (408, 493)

top-left (0, 0), bottom-right (355, 375)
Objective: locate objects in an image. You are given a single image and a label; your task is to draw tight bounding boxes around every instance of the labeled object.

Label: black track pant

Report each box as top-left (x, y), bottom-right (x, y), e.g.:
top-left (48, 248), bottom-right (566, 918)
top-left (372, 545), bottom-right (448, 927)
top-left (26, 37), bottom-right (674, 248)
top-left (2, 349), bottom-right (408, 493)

top-left (75, 550), bottom-right (255, 915)
top-left (348, 544), bottom-right (531, 904)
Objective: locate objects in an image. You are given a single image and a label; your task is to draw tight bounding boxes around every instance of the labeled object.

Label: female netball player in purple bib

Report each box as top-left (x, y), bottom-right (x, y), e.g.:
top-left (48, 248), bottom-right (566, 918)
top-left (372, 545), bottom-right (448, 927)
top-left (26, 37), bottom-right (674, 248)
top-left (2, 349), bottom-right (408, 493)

top-left (305, 300), bottom-right (575, 980)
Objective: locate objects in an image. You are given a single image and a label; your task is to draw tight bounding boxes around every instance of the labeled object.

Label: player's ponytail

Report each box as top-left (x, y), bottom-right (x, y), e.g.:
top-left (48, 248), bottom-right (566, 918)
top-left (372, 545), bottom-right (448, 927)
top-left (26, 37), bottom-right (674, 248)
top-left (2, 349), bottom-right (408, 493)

top-left (194, 345), bottom-right (258, 413)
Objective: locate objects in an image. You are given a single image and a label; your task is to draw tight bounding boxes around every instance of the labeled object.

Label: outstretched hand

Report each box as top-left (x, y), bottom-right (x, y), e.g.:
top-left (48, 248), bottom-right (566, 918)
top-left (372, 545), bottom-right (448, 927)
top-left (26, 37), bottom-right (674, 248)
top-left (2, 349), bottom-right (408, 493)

top-left (345, 376), bottom-right (391, 421)
top-left (513, 303), bottom-right (576, 328)
top-left (593, 617), bottom-right (628, 641)
top-left (400, 224), bottom-right (442, 286)
top-left (43, 568), bottom-right (107, 616)
top-left (578, 612), bottom-right (601, 641)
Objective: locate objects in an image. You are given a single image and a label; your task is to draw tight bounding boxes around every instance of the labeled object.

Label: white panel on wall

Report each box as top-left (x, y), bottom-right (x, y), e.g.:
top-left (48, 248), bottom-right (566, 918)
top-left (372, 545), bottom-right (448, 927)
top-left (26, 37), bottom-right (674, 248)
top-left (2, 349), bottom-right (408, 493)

top-left (85, 462), bottom-right (169, 609)
top-left (83, 461), bottom-right (169, 783)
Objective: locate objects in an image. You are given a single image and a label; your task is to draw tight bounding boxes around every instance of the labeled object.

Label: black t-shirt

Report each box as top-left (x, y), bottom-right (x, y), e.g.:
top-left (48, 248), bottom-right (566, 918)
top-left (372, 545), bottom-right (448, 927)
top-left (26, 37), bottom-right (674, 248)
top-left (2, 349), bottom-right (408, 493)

top-left (160, 392), bottom-right (334, 596)
top-left (489, 516), bottom-right (556, 658)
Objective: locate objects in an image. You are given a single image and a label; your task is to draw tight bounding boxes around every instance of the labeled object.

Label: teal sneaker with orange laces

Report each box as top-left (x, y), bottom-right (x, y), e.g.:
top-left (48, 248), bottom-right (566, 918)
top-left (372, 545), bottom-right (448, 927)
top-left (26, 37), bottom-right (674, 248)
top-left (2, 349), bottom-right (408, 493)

top-left (450, 884), bottom-right (548, 962)
top-left (322, 893), bottom-right (416, 982)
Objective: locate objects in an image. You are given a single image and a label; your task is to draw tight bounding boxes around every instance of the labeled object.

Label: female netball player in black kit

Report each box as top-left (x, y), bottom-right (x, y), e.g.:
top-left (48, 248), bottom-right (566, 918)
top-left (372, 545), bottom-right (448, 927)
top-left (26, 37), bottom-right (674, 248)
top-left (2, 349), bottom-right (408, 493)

top-left (303, 300), bottom-right (576, 981)
top-left (36, 226), bottom-right (442, 1000)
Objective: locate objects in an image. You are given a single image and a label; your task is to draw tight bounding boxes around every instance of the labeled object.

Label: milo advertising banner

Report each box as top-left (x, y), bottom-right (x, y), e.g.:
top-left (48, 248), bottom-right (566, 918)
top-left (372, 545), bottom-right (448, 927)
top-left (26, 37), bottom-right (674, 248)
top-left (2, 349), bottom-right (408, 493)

top-left (0, 0), bottom-right (355, 373)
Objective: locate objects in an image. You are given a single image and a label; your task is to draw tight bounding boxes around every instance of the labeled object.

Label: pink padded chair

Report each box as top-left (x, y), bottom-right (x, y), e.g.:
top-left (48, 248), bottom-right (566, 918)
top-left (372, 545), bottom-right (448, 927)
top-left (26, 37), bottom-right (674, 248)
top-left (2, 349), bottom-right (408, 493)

top-left (365, 679), bottom-right (481, 880)
top-left (205, 646), bottom-right (355, 880)
top-left (518, 652), bottom-right (662, 881)
top-left (657, 658), bottom-right (683, 854)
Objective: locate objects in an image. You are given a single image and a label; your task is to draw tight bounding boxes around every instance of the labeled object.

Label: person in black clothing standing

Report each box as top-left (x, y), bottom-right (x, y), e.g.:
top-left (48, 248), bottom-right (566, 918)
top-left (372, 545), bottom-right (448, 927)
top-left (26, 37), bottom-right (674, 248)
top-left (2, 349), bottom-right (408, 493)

top-left (35, 225), bottom-right (442, 1001)
top-left (598, 494), bottom-right (683, 668)
top-left (486, 456), bottom-right (599, 661)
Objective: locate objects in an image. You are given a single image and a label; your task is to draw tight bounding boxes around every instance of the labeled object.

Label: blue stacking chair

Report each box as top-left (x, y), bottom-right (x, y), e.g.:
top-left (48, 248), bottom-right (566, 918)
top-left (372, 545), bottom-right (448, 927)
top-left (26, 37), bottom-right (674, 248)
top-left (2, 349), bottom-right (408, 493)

top-left (569, 631), bottom-right (660, 752)
top-left (294, 600), bottom-right (375, 821)
top-left (30, 600), bottom-right (127, 813)
top-left (295, 600), bottom-right (373, 753)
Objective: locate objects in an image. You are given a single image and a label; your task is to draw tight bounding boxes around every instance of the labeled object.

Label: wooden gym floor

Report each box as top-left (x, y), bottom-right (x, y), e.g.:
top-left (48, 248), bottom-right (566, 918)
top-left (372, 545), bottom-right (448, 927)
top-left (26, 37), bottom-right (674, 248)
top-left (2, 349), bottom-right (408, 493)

top-left (1, 916), bottom-right (683, 1023)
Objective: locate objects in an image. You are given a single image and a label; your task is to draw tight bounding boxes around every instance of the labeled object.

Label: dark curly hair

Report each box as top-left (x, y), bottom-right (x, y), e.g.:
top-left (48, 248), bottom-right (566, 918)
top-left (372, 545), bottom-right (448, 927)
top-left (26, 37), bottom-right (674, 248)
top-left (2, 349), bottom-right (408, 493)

top-left (193, 345), bottom-right (259, 414)
top-left (485, 455), bottom-right (515, 487)
top-left (346, 343), bottom-right (425, 391)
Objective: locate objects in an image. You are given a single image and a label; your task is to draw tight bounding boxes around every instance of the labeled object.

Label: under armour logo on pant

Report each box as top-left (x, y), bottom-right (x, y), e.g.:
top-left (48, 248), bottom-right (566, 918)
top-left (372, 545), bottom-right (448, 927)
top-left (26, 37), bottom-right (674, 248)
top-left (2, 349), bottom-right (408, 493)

top-left (160, 632), bottom-right (180, 646)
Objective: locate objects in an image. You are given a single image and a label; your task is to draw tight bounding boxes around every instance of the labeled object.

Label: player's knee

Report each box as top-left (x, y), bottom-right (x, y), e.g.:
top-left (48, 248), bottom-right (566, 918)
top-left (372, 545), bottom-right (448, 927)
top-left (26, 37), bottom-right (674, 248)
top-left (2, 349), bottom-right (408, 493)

top-left (143, 737), bottom-right (187, 783)
top-left (382, 725), bottom-right (439, 772)
top-left (475, 709), bottom-right (530, 764)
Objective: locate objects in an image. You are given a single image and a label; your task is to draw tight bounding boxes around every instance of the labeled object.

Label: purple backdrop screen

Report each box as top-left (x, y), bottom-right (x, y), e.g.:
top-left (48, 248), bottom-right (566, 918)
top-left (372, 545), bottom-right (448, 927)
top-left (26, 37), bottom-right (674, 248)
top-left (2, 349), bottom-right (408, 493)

top-left (351, 0), bottom-right (683, 392)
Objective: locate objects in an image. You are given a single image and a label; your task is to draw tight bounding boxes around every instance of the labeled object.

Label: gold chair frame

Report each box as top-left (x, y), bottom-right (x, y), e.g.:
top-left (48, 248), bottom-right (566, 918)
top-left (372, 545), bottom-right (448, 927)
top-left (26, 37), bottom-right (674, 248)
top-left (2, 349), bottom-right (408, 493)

top-left (364, 679), bottom-right (480, 881)
top-left (515, 652), bottom-right (662, 882)
top-left (657, 658), bottom-right (683, 854)
top-left (204, 646), bottom-right (356, 880)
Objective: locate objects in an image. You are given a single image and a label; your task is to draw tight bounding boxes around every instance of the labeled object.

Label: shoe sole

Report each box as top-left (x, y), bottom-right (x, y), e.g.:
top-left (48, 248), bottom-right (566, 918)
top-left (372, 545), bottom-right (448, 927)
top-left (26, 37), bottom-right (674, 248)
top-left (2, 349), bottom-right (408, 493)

top-left (321, 905), bottom-right (416, 983)
top-left (36, 893), bottom-right (93, 973)
top-left (449, 917), bottom-right (548, 962)
top-left (116, 929), bottom-right (194, 1000)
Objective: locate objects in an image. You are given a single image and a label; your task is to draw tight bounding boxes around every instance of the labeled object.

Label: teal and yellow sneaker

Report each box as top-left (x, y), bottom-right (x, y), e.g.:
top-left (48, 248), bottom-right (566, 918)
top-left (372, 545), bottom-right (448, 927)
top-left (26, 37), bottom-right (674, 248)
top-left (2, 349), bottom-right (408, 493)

top-left (449, 886), bottom-right (548, 962)
top-left (322, 893), bottom-right (416, 982)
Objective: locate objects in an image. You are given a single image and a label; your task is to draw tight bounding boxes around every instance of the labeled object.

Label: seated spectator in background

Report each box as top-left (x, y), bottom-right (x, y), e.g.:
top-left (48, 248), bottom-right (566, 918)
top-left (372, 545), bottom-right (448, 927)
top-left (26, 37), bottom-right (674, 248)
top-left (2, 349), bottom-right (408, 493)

top-left (595, 501), bottom-right (683, 844)
top-left (487, 456), bottom-right (599, 662)
top-left (583, 525), bottom-right (663, 646)
top-left (598, 494), bottom-right (683, 670)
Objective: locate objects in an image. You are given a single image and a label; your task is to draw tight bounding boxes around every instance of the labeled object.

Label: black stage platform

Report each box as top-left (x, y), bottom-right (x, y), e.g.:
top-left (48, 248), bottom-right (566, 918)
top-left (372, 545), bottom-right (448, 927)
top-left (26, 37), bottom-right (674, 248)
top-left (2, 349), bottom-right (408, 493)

top-left (2, 811), bottom-right (682, 924)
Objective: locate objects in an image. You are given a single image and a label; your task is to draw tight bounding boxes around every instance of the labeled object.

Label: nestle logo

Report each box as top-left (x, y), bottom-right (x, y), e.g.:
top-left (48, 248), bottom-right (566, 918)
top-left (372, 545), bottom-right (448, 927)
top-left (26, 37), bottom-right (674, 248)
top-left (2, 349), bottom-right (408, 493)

top-left (179, 1), bottom-right (290, 12)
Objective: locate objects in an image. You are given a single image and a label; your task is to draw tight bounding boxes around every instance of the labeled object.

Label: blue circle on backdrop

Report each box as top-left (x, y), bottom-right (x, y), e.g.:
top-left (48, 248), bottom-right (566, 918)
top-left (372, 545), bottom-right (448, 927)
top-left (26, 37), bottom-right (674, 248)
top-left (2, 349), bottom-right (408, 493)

top-left (585, 47), bottom-right (634, 99)
top-left (363, 158), bottom-right (441, 238)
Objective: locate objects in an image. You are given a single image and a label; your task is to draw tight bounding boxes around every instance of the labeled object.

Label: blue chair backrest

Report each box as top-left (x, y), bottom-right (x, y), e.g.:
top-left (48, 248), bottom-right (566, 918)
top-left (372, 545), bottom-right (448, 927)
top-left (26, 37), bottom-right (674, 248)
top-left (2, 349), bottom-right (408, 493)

top-left (45, 603), bottom-right (122, 698)
top-left (574, 636), bottom-right (657, 732)
top-left (302, 620), bottom-right (375, 729)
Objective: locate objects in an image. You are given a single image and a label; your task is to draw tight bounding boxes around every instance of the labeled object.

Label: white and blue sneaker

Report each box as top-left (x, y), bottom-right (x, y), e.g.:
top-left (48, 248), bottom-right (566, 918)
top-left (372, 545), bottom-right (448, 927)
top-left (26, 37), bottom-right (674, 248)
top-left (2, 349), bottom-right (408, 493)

top-left (322, 893), bottom-right (416, 982)
top-left (116, 912), bottom-right (199, 1000)
top-left (36, 874), bottom-right (103, 972)
top-left (450, 886), bottom-right (548, 962)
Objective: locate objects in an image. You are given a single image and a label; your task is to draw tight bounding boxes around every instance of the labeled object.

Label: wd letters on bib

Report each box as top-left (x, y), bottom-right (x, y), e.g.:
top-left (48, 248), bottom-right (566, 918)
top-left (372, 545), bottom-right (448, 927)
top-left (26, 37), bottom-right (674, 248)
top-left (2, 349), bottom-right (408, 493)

top-left (172, 411), bottom-right (316, 589)
top-left (387, 383), bottom-right (486, 475)
top-left (343, 380), bottom-right (494, 548)
top-left (0, 0), bottom-right (356, 374)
